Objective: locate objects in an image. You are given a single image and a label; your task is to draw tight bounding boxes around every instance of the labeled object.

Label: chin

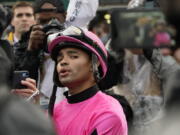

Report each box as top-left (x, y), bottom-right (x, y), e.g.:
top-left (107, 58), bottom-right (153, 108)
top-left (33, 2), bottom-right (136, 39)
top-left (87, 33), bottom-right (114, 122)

top-left (61, 79), bottom-right (82, 88)
top-left (60, 79), bottom-right (72, 86)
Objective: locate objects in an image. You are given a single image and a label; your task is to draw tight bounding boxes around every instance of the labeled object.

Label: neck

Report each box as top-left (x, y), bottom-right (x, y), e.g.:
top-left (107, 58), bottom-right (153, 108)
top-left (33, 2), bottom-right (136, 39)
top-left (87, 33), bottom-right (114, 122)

top-left (68, 80), bottom-right (96, 96)
top-left (14, 31), bottom-right (21, 41)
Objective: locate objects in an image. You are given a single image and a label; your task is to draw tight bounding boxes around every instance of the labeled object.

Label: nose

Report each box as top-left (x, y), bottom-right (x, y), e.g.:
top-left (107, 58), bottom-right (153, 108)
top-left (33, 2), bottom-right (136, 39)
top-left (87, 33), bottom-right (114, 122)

top-left (59, 56), bottom-right (69, 66)
top-left (22, 15), bottom-right (28, 20)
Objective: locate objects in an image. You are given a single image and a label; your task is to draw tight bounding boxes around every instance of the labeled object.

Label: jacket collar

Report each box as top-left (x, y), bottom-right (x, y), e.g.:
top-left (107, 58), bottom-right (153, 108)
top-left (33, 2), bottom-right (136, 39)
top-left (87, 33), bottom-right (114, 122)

top-left (64, 85), bottom-right (99, 104)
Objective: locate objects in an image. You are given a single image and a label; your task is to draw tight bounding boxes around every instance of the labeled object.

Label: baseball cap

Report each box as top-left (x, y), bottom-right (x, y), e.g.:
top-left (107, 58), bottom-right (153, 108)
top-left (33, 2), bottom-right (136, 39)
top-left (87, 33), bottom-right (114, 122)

top-left (33, 0), bottom-right (65, 13)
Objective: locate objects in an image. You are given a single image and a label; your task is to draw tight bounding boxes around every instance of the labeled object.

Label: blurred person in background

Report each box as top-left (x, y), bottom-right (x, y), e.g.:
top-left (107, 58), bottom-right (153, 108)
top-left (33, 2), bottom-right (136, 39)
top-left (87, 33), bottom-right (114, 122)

top-left (143, 1), bottom-right (180, 134)
top-left (126, 0), bottom-right (180, 131)
top-left (111, 41), bottom-right (180, 135)
top-left (14, 0), bottom-right (67, 108)
top-left (4, 1), bottom-right (35, 45)
top-left (0, 4), bottom-right (56, 135)
top-left (88, 14), bottom-right (110, 45)
top-left (106, 1), bottom-right (180, 134)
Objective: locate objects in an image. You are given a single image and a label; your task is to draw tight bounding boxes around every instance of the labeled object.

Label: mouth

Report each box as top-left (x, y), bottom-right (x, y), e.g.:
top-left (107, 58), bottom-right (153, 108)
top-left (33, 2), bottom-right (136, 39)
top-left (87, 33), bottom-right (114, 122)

top-left (21, 24), bottom-right (29, 27)
top-left (59, 69), bottom-right (70, 77)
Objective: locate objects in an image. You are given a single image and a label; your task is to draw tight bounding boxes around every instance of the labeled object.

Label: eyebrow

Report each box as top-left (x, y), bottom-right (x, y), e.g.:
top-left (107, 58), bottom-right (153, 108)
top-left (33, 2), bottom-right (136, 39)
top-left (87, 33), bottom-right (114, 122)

top-left (16, 13), bottom-right (33, 17)
top-left (58, 50), bottom-right (79, 57)
top-left (66, 50), bottom-right (79, 54)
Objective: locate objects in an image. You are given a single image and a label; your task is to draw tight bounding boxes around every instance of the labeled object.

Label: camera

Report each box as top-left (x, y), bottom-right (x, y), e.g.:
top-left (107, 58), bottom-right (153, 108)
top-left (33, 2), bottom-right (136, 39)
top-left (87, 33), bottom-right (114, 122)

top-left (42, 18), bottom-right (65, 53)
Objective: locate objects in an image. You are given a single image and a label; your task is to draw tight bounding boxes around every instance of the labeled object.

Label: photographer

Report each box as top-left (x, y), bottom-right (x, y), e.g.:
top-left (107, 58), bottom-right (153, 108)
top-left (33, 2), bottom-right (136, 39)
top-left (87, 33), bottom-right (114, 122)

top-left (15, 0), bottom-right (66, 79)
top-left (14, 0), bottom-right (67, 107)
top-left (0, 4), bottom-right (56, 135)
top-left (0, 4), bottom-right (39, 103)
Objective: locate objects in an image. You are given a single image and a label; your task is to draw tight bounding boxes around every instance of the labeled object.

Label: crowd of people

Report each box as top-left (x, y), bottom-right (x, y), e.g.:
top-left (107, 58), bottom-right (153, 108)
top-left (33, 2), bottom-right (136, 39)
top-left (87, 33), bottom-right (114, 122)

top-left (0, 0), bottom-right (180, 135)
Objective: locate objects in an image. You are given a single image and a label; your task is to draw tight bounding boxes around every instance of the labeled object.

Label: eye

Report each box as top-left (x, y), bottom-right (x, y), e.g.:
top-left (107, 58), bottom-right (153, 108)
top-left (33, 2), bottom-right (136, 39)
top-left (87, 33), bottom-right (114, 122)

top-left (16, 13), bottom-right (23, 18)
top-left (70, 55), bottom-right (78, 59)
top-left (57, 55), bottom-right (63, 62)
top-left (25, 13), bottom-right (33, 17)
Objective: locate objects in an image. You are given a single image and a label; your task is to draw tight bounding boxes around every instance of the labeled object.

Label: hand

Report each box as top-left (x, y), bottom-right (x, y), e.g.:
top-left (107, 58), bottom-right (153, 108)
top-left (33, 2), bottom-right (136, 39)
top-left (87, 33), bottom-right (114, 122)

top-left (28, 24), bottom-right (46, 51)
top-left (11, 78), bottom-right (39, 104)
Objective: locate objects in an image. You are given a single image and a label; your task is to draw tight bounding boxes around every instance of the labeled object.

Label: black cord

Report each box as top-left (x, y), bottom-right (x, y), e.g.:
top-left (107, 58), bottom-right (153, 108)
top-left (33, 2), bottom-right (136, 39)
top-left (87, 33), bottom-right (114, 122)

top-left (48, 84), bottom-right (57, 116)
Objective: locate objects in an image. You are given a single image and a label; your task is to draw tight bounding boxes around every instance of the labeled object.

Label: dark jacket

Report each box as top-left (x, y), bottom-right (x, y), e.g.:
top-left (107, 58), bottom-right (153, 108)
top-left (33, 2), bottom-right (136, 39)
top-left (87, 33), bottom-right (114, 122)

top-left (14, 32), bottom-right (42, 81)
top-left (0, 39), bottom-right (14, 62)
top-left (0, 40), bottom-right (14, 87)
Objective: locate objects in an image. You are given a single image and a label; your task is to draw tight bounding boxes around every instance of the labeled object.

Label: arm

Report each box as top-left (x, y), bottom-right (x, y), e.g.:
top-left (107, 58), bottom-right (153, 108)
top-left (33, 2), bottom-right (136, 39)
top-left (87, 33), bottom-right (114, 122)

top-left (143, 48), bottom-right (180, 93)
top-left (14, 46), bottom-right (42, 81)
top-left (14, 25), bottom-right (45, 81)
top-left (143, 49), bottom-right (180, 80)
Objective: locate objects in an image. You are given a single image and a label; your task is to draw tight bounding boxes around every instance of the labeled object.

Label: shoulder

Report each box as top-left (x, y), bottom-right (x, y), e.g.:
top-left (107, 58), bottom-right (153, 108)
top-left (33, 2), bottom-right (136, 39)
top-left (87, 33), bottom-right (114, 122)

top-left (0, 40), bottom-right (13, 63)
top-left (0, 95), bottom-right (56, 135)
top-left (90, 92), bottom-right (127, 126)
top-left (95, 91), bottom-right (123, 109)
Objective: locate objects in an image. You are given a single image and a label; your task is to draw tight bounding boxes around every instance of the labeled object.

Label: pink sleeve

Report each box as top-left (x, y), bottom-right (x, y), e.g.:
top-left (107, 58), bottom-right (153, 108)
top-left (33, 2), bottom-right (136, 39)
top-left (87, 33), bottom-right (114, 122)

top-left (90, 112), bottom-right (128, 135)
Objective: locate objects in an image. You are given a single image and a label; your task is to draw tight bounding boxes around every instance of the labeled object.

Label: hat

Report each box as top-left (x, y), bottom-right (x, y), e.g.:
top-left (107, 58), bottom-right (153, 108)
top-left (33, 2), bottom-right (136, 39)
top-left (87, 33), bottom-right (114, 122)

top-left (33, 0), bottom-right (65, 13)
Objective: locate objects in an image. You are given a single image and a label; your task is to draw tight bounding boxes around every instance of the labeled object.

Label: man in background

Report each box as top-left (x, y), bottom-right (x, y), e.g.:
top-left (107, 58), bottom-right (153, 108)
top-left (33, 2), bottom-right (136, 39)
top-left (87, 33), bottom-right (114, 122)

top-left (4, 1), bottom-right (35, 45)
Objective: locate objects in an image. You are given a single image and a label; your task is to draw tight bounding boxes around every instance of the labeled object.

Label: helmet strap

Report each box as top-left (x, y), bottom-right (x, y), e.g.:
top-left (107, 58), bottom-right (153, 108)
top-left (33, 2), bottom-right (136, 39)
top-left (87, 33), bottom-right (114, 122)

top-left (92, 54), bottom-right (101, 82)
